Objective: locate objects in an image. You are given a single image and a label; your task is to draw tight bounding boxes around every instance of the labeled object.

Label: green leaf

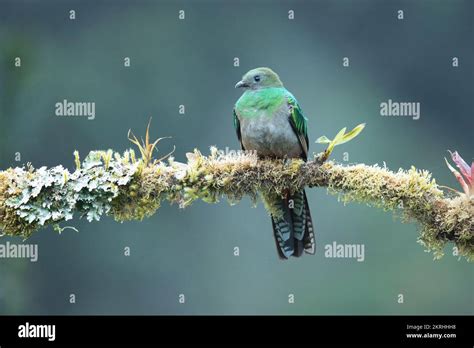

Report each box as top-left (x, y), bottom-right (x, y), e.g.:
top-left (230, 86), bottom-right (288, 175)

top-left (315, 135), bottom-right (331, 144)
top-left (333, 127), bottom-right (347, 144)
top-left (316, 123), bottom-right (366, 161)
top-left (338, 123), bottom-right (366, 145)
top-left (327, 127), bottom-right (346, 154)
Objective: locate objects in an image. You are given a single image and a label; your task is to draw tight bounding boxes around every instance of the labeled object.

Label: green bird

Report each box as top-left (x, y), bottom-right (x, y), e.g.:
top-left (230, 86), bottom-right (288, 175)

top-left (233, 67), bottom-right (315, 259)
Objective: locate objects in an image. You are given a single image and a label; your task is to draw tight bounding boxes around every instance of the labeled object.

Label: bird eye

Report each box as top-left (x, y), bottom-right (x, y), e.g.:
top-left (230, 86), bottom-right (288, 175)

top-left (254, 75), bottom-right (261, 82)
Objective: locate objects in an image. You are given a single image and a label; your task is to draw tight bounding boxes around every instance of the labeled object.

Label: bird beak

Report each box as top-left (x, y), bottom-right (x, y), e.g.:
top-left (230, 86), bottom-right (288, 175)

top-left (235, 80), bottom-right (248, 88)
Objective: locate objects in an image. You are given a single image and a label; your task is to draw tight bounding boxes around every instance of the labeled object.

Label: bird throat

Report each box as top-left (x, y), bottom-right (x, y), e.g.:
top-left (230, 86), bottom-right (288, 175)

top-left (236, 87), bottom-right (286, 119)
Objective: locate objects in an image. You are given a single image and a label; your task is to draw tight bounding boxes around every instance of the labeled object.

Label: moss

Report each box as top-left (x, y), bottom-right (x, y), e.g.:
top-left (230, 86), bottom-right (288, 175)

top-left (323, 163), bottom-right (442, 210)
top-left (417, 196), bottom-right (474, 261)
top-left (320, 162), bottom-right (472, 260)
top-left (261, 192), bottom-right (284, 219)
top-left (0, 169), bottom-right (39, 238)
top-left (111, 164), bottom-right (169, 222)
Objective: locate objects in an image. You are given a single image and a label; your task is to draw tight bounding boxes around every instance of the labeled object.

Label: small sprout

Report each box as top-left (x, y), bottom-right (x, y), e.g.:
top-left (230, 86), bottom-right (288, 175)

top-left (445, 150), bottom-right (473, 197)
top-left (122, 151), bottom-right (130, 164)
top-left (128, 118), bottom-right (174, 166)
top-left (210, 146), bottom-right (218, 157)
top-left (53, 224), bottom-right (79, 234)
top-left (74, 150), bottom-right (81, 170)
top-left (316, 123), bottom-right (365, 162)
top-left (130, 149), bottom-right (137, 164)
top-left (101, 149), bottom-right (113, 169)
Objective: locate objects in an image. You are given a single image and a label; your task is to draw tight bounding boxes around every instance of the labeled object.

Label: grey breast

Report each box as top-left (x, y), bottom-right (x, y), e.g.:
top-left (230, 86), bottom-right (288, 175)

top-left (239, 103), bottom-right (302, 158)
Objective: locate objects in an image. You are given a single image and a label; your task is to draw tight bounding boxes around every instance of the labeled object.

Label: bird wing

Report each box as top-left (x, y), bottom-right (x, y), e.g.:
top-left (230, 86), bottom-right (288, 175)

top-left (233, 108), bottom-right (245, 150)
top-left (287, 95), bottom-right (309, 161)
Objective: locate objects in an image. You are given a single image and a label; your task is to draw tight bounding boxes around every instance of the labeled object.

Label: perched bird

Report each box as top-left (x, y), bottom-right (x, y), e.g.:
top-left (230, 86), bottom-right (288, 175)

top-left (233, 67), bottom-right (315, 259)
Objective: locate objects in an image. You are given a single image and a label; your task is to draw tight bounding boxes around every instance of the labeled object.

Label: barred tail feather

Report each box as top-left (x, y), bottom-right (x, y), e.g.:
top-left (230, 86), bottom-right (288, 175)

top-left (271, 217), bottom-right (292, 259)
top-left (270, 189), bottom-right (315, 259)
top-left (271, 198), bottom-right (295, 259)
top-left (303, 190), bottom-right (316, 254)
top-left (290, 190), bottom-right (306, 257)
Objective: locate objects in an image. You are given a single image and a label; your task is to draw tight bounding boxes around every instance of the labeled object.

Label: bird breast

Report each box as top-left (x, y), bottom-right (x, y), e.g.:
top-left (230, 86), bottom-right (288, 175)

top-left (239, 105), bottom-right (302, 158)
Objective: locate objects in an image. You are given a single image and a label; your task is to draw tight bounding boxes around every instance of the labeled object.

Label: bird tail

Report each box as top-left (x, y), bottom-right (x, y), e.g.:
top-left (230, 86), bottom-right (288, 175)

top-left (271, 189), bottom-right (315, 259)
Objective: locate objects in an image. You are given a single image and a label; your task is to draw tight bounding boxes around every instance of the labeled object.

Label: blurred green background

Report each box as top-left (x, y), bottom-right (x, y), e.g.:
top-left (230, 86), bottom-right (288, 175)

top-left (0, 0), bottom-right (472, 314)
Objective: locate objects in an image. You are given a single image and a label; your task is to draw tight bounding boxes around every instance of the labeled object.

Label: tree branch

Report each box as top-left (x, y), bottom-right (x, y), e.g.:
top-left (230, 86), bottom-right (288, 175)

top-left (0, 147), bottom-right (472, 261)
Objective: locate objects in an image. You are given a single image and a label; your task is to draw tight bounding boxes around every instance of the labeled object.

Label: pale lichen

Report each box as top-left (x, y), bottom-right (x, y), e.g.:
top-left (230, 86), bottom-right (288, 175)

top-left (0, 150), bottom-right (137, 238)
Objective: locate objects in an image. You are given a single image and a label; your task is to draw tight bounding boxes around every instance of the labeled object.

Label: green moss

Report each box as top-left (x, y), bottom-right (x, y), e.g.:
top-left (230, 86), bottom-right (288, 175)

top-left (417, 196), bottom-right (474, 261)
top-left (0, 169), bottom-right (39, 238)
top-left (322, 162), bottom-right (471, 260)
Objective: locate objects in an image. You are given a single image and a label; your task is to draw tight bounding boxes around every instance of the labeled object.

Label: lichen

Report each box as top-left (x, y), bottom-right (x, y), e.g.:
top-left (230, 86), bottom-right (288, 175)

top-left (0, 149), bottom-right (137, 238)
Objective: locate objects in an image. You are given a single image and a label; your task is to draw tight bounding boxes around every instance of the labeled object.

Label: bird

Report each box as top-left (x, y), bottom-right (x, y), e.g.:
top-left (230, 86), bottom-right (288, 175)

top-left (233, 67), bottom-right (315, 259)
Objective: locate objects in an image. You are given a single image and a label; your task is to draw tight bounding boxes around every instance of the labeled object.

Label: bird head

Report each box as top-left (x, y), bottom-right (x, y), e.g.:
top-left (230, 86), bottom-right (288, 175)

top-left (235, 67), bottom-right (283, 90)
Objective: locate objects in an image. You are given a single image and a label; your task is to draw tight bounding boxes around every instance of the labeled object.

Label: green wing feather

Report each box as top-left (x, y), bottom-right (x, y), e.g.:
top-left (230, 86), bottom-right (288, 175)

top-left (233, 108), bottom-right (245, 150)
top-left (287, 95), bottom-right (309, 161)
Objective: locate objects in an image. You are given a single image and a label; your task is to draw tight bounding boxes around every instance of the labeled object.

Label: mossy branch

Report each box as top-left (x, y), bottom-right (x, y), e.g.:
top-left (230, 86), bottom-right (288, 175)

top-left (0, 147), bottom-right (472, 261)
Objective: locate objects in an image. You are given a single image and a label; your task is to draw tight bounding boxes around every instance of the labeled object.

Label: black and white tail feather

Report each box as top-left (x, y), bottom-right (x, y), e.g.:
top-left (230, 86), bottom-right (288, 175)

top-left (271, 189), bottom-right (315, 259)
